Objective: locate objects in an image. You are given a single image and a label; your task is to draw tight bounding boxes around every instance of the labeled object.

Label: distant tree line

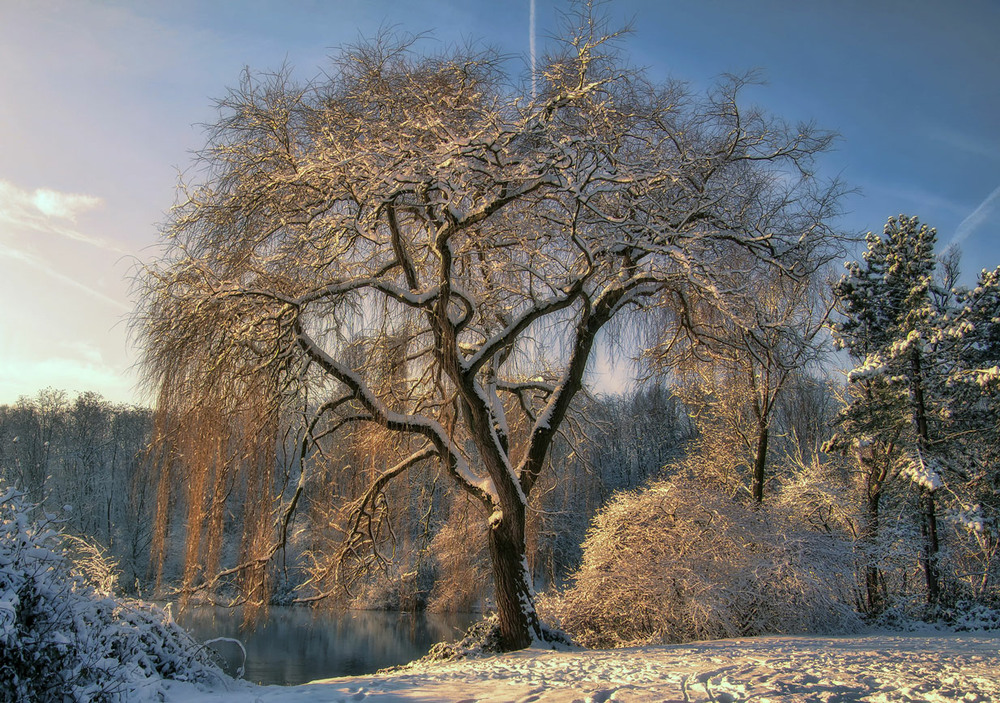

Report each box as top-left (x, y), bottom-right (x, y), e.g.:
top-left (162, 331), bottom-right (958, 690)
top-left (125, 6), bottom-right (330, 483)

top-left (0, 384), bottom-right (693, 605)
top-left (0, 390), bottom-right (154, 592)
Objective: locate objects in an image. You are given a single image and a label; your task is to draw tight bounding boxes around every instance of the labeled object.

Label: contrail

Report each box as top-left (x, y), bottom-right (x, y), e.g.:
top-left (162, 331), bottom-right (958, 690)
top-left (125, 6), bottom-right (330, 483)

top-left (530, 0), bottom-right (537, 99)
top-left (0, 242), bottom-right (130, 312)
top-left (942, 183), bottom-right (1000, 255)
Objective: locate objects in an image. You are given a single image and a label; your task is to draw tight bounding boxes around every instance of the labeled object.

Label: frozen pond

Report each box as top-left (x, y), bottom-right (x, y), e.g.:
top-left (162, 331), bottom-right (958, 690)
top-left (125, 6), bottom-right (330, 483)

top-left (174, 606), bottom-right (477, 685)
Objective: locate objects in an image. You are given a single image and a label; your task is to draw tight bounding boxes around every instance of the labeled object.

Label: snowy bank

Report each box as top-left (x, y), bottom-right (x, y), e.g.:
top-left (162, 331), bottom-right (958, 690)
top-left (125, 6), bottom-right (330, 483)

top-left (164, 631), bottom-right (1000, 702)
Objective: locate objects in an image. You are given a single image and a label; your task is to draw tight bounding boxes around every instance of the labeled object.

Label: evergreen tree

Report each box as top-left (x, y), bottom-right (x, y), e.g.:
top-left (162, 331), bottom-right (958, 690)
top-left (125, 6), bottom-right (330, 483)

top-left (830, 215), bottom-right (948, 607)
top-left (939, 266), bottom-right (1000, 600)
top-left (947, 266), bottom-right (1000, 440)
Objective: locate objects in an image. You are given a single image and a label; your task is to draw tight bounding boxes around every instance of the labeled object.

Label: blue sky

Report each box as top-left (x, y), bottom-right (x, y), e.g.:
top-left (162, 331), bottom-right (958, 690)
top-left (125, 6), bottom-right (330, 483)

top-left (1, 0), bottom-right (998, 405)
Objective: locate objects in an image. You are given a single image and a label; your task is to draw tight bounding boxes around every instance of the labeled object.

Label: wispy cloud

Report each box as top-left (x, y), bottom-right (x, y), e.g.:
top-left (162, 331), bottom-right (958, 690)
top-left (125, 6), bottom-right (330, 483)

top-left (942, 184), bottom-right (1000, 255)
top-left (0, 179), bottom-right (124, 253)
top-left (0, 241), bottom-right (130, 312)
top-left (926, 128), bottom-right (1000, 163)
top-left (860, 180), bottom-right (969, 220)
top-left (30, 187), bottom-right (102, 220)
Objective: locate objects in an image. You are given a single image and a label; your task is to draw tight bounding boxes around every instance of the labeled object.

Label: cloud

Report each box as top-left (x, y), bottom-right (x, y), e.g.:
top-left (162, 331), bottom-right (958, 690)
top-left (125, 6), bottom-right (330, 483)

top-left (861, 180), bottom-right (969, 220)
top-left (0, 241), bottom-right (130, 312)
top-left (0, 179), bottom-right (102, 221)
top-left (30, 187), bottom-right (103, 221)
top-left (62, 340), bottom-right (105, 365)
top-left (942, 184), bottom-right (1000, 254)
top-left (0, 179), bottom-right (123, 253)
top-left (926, 128), bottom-right (1000, 163)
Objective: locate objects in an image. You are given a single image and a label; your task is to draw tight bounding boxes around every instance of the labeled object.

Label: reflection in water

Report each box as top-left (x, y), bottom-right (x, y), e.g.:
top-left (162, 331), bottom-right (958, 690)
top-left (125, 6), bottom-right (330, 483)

top-left (174, 607), bottom-right (476, 686)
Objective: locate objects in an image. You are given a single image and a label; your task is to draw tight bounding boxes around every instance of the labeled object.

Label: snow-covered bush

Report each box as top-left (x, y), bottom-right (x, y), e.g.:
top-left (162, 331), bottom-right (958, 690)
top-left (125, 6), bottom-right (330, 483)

top-left (0, 485), bottom-right (224, 701)
top-left (418, 614), bottom-right (504, 664)
top-left (542, 479), bottom-right (862, 647)
top-left (938, 600), bottom-right (1000, 631)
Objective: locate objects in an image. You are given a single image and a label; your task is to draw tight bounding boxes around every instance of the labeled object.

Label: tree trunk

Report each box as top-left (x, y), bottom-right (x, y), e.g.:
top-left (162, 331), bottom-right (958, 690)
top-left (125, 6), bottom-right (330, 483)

top-left (920, 487), bottom-right (941, 605)
top-left (863, 487), bottom-right (884, 614)
top-left (750, 423), bottom-right (769, 504)
top-left (910, 348), bottom-right (941, 604)
top-left (487, 503), bottom-right (542, 651)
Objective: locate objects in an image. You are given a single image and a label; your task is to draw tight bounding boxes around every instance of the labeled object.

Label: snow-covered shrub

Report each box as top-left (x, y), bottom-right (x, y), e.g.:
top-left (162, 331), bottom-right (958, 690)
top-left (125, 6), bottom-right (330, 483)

top-left (938, 600), bottom-right (1000, 631)
top-left (419, 614), bottom-right (504, 663)
top-left (543, 479), bottom-right (862, 647)
top-left (0, 485), bottom-right (224, 701)
top-left (939, 501), bottom-right (1000, 606)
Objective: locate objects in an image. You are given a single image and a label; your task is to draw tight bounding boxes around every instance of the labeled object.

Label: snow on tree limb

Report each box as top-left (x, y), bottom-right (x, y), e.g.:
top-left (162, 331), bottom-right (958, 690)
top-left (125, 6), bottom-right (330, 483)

top-left (134, 13), bottom-right (846, 649)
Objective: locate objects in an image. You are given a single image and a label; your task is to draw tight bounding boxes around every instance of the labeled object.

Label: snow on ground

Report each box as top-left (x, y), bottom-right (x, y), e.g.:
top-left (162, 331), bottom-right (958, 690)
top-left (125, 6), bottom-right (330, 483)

top-left (163, 631), bottom-right (1000, 702)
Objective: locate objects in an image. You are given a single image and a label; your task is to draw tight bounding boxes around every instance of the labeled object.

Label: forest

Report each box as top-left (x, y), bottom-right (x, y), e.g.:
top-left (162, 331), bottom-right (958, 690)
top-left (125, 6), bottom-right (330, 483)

top-left (2, 6), bottom-right (999, 700)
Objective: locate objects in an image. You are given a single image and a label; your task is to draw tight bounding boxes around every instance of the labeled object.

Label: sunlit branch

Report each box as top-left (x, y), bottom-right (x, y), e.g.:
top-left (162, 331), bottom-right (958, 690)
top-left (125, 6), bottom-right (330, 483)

top-left (293, 316), bottom-right (496, 505)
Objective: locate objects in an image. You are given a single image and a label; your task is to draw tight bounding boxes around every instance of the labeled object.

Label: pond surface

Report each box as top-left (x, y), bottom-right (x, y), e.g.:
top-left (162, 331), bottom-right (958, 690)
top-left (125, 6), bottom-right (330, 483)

top-left (174, 606), bottom-right (477, 685)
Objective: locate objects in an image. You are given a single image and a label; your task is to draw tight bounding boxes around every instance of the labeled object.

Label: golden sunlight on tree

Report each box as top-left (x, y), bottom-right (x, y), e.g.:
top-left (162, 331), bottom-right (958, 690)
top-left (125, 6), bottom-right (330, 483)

top-left (134, 6), bottom-right (845, 651)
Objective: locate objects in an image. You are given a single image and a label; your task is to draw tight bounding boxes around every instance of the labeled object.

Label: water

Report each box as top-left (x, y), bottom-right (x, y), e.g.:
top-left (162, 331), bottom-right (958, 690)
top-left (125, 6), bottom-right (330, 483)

top-left (174, 606), bottom-right (478, 685)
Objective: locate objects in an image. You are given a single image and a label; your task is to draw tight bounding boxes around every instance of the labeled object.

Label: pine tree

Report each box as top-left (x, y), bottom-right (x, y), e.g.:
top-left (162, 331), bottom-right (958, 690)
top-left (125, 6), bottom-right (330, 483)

top-left (947, 266), bottom-right (1000, 438)
top-left (830, 215), bottom-right (947, 607)
top-left (939, 266), bottom-right (1000, 599)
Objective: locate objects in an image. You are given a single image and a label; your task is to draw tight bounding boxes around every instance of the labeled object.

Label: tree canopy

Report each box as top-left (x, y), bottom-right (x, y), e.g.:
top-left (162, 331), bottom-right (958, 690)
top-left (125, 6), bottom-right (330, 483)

top-left (135, 13), bottom-right (845, 650)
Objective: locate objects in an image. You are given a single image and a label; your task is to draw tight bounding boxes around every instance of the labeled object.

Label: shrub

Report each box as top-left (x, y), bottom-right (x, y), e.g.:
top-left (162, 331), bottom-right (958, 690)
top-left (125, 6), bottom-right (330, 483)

top-left (0, 485), bottom-right (223, 701)
top-left (542, 479), bottom-right (862, 647)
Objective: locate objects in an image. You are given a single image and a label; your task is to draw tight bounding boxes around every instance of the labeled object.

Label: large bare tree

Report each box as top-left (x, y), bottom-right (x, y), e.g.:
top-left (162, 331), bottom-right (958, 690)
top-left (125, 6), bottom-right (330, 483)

top-left (135, 15), bottom-right (843, 650)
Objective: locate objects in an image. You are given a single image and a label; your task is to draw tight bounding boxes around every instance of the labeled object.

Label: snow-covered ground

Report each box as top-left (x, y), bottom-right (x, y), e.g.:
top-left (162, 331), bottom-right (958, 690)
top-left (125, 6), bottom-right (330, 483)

top-left (162, 631), bottom-right (999, 702)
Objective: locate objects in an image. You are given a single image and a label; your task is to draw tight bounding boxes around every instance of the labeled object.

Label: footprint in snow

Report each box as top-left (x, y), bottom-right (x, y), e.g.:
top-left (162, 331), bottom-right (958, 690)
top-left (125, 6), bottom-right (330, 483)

top-left (515, 685), bottom-right (547, 702)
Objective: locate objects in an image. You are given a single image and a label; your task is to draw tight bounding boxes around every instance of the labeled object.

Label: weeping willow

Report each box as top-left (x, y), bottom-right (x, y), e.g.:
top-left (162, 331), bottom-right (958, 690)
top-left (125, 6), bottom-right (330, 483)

top-left (132, 8), bottom-right (846, 649)
top-left (139, 248), bottom-right (298, 621)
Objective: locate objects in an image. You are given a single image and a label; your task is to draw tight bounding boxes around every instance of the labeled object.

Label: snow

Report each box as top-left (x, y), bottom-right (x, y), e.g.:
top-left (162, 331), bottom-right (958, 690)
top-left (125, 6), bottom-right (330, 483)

top-left (1, 485), bottom-right (222, 700)
top-left (161, 632), bottom-right (1000, 702)
top-left (901, 450), bottom-right (944, 492)
top-left (973, 365), bottom-right (1000, 387)
top-left (847, 354), bottom-right (886, 383)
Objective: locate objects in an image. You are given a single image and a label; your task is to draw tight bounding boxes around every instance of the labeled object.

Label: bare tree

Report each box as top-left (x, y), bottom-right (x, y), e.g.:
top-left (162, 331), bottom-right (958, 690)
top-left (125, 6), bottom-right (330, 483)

top-left (0, 391), bottom-right (155, 593)
top-left (135, 12), bottom-right (843, 650)
top-left (656, 262), bottom-right (834, 503)
top-left (0, 389), bottom-right (67, 504)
